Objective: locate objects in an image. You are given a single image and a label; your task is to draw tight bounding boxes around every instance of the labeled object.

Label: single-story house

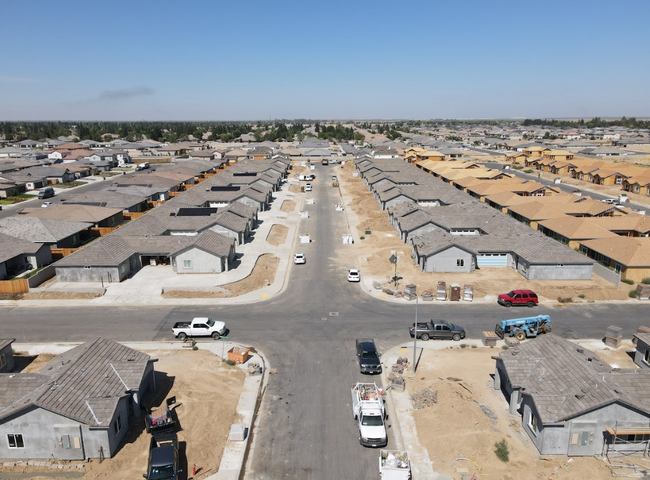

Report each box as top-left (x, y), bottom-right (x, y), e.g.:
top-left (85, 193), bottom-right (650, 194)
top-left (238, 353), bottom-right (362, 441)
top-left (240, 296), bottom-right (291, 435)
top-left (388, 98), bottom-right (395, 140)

top-left (0, 338), bottom-right (156, 460)
top-left (493, 334), bottom-right (650, 457)
top-left (0, 339), bottom-right (15, 373)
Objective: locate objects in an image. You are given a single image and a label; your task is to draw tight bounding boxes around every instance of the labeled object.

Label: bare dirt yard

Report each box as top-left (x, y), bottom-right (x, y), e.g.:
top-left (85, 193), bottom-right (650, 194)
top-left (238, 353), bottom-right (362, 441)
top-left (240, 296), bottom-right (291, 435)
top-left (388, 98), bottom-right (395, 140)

top-left (266, 224), bottom-right (288, 246)
top-left (162, 254), bottom-right (279, 298)
top-left (409, 346), bottom-right (614, 480)
top-left (280, 199), bottom-right (296, 213)
top-left (336, 160), bottom-right (632, 302)
top-left (0, 349), bottom-right (245, 479)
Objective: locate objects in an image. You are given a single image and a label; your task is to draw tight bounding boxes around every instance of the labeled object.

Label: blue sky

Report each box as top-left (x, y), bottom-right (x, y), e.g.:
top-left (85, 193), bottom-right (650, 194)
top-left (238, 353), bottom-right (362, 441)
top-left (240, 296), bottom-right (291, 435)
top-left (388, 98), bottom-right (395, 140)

top-left (1, 0), bottom-right (649, 120)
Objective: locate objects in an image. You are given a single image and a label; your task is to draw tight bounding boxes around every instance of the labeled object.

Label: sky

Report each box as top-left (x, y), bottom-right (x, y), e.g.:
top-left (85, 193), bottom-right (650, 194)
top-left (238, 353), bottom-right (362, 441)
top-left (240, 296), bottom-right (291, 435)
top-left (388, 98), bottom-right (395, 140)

top-left (1, 0), bottom-right (649, 121)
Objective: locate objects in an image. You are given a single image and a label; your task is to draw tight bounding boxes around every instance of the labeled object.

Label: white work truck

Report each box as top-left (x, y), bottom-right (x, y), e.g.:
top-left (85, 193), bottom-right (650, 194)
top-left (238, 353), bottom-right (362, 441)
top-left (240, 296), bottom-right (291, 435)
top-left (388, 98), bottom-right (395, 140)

top-left (351, 382), bottom-right (388, 448)
top-left (172, 317), bottom-right (226, 340)
top-left (379, 450), bottom-right (411, 479)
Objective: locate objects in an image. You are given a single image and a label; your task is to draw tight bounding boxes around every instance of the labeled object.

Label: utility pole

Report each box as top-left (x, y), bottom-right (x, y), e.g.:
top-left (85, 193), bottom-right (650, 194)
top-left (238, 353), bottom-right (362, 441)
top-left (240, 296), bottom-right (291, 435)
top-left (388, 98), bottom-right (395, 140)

top-left (412, 295), bottom-right (418, 373)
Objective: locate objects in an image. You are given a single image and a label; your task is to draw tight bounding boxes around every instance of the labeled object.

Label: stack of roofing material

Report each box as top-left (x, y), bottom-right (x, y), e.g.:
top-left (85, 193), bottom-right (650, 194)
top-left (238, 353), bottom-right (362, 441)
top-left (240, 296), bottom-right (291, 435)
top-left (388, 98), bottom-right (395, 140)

top-left (605, 325), bottom-right (623, 348)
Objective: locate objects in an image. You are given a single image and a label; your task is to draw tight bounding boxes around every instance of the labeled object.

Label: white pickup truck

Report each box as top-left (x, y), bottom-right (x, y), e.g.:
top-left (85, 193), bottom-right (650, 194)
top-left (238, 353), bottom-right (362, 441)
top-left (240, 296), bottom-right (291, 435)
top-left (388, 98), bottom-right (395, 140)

top-left (172, 317), bottom-right (226, 340)
top-left (352, 382), bottom-right (388, 448)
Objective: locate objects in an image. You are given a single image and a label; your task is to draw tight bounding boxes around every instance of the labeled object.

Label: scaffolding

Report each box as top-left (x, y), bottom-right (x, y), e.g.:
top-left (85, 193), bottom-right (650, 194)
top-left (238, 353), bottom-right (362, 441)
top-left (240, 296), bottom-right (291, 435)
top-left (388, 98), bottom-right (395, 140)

top-left (600, 422), bottom-right (650, 477)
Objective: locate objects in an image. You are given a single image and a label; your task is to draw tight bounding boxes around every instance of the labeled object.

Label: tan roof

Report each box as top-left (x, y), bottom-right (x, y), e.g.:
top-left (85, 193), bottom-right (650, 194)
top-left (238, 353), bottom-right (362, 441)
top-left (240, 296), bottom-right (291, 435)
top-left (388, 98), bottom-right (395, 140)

top-left (537, 217), bottom-right (618, 240)
top-left (581, 237), bottom-right (650, 266)
top-left (590, 214), bottom-right (650, 234)
top-left (625, 175), bottom-right (650, 186)
top-left (544, 149), bottom-right (573, 156)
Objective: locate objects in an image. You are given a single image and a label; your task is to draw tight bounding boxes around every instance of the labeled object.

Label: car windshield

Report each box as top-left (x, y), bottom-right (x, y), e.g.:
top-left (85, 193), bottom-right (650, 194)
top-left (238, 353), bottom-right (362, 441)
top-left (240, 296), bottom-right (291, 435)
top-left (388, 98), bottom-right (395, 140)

top-left (361, 415), bottom-right (384, 426)
top-left (506, 291), bottom-right (515, 297)
top-left (206, 319), bottom-right (215, 327)
top-left (149, 464), bottom-right (175, 480)
top-left (360, 351), bottom-right (378, 359)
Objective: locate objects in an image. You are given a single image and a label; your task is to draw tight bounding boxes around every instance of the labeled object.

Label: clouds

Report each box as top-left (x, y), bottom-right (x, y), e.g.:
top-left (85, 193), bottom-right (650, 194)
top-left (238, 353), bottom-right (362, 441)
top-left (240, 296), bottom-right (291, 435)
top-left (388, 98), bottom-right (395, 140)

top-left (98, 86), bottom-right (154, 101)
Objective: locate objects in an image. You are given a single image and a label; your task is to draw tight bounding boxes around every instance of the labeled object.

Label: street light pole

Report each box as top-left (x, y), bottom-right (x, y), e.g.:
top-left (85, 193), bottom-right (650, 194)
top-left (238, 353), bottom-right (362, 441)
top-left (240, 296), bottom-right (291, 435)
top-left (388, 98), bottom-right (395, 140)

top-left (412, 294), bottom-right (418, 373)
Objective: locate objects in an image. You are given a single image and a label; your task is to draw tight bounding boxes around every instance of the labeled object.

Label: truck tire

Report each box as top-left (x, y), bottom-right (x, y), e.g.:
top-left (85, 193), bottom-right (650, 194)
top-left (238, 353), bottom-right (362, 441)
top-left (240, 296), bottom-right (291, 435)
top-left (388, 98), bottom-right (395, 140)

top-left (212, 332), bottom-right (221, 339)
top-left (420, 333), bottom-right (430, 341)
top-left (452, 333), bottom-right (461, 341)
top-left (515, 331), bottom-right (526, 341)
top-left (504, 301), bottom-right (512, 307)
top-left (527, 301), bottom-right (535, 307)
top-left (178, 332), bottom-right (188, 341)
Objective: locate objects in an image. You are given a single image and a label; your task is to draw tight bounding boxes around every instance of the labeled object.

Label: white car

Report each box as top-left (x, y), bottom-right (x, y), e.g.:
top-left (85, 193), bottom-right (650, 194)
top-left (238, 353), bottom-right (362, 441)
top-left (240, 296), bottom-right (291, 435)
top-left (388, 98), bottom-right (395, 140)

top-left (41, 202), bottom-right (54, 208)
top-left (305, 183), bottom-right (312, 191)
top-left (294, 253), bottom-right (306, 264)
top-left (347, 269), bottom-right (360, 282)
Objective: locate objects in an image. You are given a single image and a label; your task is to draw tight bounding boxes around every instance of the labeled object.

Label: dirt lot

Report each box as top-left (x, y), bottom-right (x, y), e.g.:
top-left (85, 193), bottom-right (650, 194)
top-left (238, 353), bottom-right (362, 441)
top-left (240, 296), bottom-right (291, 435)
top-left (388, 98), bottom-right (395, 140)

top-left (409, 345), bottom-right (617, 480)
top-left (266, 224), bottom-right (288, 246)
top-left (0, 349), bottom-right (245, 479)
top-left (162, 254), bottom-right (279, 298)
top-left (280, 199), bottom-right (296, 213)
top-left (337, 161), bottom-right (632, 302)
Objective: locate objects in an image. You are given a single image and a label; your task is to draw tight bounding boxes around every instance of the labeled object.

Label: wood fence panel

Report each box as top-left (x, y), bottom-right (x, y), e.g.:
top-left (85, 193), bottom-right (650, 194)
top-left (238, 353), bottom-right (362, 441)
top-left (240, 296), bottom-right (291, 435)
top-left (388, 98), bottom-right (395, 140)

top-left (0, 278), bottom-right (29, 294)
top-left (90, 226), bottom-right (120, 237)
top-left (51, 248), bottom-right (80, 261)
top-left (123, 212), bottom-right (146, 220)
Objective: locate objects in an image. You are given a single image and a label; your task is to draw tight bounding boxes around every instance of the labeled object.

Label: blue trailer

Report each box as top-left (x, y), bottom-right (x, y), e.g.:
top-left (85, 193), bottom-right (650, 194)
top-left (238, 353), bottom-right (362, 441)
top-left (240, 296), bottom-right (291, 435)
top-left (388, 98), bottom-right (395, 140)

top-left (495, 315), bottom-right (551, 341)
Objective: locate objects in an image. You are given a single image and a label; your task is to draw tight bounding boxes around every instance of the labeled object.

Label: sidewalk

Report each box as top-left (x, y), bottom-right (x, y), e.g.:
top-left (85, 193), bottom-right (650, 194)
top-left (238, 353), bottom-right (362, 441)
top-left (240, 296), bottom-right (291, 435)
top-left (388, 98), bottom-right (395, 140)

top-left (4, 183), bottom-right (302, 307)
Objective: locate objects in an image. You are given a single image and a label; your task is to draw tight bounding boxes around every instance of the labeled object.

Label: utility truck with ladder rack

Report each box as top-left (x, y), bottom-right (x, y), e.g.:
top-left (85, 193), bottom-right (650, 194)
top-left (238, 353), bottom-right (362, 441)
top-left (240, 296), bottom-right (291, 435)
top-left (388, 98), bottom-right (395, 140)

top-left (352, 382), bottom-right (388, 448)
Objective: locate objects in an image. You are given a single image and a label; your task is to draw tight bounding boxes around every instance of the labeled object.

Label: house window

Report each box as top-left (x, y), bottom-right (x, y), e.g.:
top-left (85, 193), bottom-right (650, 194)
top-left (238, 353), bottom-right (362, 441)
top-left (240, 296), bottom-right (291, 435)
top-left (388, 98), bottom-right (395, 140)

top-left (644, 349), bottom-right (650, 366)
top-left (528, 412), bottom-right (538, 435)
top-left (183, 260), bottom-right (192, 269)
top-left (7, 434), bottom-right (24, 449)
top-left (614, 263), bottom-right (622, 274)
top-left (456, 259), bottom-right (465, 267)
top-left (112, 415), bottom-right (122, 436)
top-left (0, 353), bottom-right (5, 369)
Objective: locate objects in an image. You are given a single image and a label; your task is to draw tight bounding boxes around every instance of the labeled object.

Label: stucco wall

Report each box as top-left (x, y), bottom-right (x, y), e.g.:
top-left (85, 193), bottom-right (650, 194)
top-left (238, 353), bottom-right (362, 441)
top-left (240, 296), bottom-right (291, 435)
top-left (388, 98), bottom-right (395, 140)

top-left (423, 246), bottom-right (474, 273)
top-left (0, 407), bottom-right (108, 460)
top-left (174, 248), bottom-right (225, 273)
top-left (525, 264), bottom-right (593, 280)
top-left (55, 265), bottom-right (126, 283)
top-left (634, 340), bottom-right (650, 369)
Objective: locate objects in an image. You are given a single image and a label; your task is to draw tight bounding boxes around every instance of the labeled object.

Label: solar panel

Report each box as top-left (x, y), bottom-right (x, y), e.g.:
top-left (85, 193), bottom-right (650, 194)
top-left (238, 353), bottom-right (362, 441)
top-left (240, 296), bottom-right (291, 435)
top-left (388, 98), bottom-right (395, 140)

top-left (209, 186), bottom-right (240, 191)
top-left (176, 208), bottom-right (219, 217)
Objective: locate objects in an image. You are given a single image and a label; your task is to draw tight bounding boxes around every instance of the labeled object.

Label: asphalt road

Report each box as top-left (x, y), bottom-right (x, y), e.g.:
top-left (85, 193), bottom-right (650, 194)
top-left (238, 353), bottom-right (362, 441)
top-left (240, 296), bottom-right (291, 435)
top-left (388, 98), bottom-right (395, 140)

top-left (1, 163), bottom-right (648, 479)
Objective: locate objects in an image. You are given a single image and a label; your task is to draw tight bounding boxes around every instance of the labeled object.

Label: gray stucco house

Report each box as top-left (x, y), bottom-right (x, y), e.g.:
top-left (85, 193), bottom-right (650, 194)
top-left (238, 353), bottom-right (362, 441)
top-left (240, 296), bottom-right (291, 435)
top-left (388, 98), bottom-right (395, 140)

top-left (493, 334), bottom-right (650, 456)
top-left (633, 333), bottom-right (650, 369)
top-left (0, 339), bottom-right (15, 373)
top-left (0, 338), bottom-right (156, 460)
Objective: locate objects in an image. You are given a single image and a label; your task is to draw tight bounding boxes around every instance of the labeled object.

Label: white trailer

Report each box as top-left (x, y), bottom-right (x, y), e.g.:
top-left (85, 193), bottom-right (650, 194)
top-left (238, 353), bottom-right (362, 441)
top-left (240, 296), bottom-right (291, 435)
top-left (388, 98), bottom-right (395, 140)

top-left (379, 450), bottom-right (411, 479)
top-left (351, 383), bottom-right (387, 448)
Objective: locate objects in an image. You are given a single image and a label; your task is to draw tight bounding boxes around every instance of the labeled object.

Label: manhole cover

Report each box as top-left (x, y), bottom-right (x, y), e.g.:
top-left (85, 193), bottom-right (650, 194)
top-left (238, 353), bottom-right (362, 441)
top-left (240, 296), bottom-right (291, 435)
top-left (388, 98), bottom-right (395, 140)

top-left (329, 312), bottom-right (339, 316)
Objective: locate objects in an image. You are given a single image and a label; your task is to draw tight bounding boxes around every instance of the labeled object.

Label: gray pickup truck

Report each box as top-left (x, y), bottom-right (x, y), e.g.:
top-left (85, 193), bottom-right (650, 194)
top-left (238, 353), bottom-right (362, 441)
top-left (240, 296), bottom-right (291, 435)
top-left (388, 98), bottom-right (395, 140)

top-left (409, 319), bottom-right (465, 341)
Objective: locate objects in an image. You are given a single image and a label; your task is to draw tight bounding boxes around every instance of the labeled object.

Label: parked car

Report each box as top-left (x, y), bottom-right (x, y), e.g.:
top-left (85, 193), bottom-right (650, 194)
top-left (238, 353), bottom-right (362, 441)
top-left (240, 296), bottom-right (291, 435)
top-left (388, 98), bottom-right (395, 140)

top-left (356, 338), bottom-right (382, 374)
top-left (41, 202), bottom-right (54, 208)
top-left (348, 269), bottom-right (360, 282)
top-left (38, 187), bottom-right (54, 199)
top-left (294, 253), bottom-right (306, 264)
top-left (601, 198), bottom-right (618, 205)
top-left (497, 290), bottom-right (538, 307)
top-left (409, 319), bottom-right (465, 341)
top-left (305, 183), bottom-right (312, 191)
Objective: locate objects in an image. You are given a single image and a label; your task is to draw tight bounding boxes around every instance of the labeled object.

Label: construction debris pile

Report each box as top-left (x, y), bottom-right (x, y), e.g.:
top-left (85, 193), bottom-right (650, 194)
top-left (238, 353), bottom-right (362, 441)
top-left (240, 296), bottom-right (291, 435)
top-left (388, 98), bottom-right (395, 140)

top-left (411, 388), bottom-right (437, 410)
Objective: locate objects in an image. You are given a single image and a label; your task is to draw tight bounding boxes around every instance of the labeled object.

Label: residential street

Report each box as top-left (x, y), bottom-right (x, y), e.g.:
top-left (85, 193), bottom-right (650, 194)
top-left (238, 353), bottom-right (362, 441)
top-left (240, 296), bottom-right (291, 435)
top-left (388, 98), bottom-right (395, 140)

top-left (0, 164), bottom-right (647, 480)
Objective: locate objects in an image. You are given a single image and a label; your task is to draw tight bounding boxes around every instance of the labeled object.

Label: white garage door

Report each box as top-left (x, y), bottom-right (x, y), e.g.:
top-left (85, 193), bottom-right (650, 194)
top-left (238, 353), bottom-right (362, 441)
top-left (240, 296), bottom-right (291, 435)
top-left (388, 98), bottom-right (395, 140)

top-left (477, 254), bottom-right (508, 267)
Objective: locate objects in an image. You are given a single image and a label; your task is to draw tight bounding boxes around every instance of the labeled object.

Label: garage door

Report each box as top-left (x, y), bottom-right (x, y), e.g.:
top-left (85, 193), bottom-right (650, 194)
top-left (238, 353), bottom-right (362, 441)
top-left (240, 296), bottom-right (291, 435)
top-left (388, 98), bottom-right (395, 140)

top-left (477, 254), bottom-right (508, 267)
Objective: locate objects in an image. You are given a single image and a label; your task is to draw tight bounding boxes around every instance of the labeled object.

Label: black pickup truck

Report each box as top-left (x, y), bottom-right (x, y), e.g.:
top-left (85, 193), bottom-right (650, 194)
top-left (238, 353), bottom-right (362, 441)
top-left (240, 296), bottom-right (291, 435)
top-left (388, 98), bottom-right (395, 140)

top-left (143, 433), bottom-right (180, 480)
top-left (409, 319), bottom-right (465, 341)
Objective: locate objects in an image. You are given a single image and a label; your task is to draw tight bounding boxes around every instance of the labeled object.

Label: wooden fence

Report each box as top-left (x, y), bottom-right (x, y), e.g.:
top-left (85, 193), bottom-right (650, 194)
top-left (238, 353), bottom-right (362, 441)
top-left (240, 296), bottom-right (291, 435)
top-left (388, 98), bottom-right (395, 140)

top-left (123, 212), bottom-right (146, 220)
top-left (51, 248), bottom-right (81, 261)
top-left (90, 226), bottom-right (121, 237)
top-left (0, 278), bottom-right (29, 294)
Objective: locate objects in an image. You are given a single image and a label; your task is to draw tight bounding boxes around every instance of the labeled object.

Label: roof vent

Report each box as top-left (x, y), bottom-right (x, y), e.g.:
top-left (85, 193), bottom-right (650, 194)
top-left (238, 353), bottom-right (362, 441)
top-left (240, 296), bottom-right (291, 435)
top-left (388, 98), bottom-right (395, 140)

top-left (577, 348), bottom-right (584, 354)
